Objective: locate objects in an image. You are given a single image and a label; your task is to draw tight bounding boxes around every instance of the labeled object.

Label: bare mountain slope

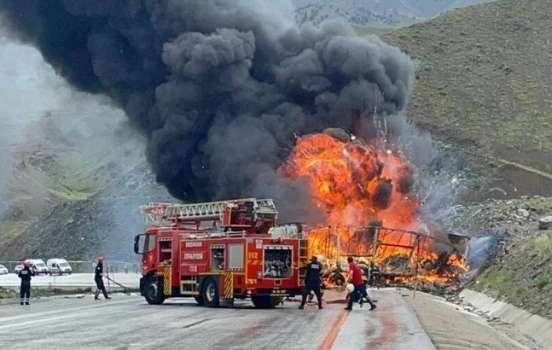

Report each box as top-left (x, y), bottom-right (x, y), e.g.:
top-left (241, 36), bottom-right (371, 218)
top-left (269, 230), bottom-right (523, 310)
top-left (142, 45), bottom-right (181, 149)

top-left (0, 111), bottom-right (172, 261)
top-left (381, 0), bottom-right (552, 198)
top-left (0, 35), bottom-right (173, 261)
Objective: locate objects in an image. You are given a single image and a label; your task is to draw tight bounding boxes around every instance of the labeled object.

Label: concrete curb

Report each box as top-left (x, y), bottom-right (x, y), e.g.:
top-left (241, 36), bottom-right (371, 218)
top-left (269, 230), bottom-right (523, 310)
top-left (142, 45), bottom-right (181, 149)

top-left (460, 289), bottom-right (552, 348)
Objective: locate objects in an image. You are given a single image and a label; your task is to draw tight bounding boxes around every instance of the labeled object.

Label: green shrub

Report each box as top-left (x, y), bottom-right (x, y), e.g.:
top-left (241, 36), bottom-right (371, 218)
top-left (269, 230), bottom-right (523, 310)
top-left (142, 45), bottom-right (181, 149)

top-left (478, 269), bottom-right (513, 297)
top-left (514, 286), bottom-right (529, 299)
top-left (535, 234), bottom-right (552, 258)
top-left (534, 274), bottom-right (550, 289)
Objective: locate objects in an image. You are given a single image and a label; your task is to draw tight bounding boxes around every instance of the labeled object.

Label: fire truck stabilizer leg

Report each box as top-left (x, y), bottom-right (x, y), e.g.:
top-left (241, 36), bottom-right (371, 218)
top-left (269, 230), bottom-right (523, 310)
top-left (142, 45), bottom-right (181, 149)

top-left (201, 278), bottom-right (220, 307)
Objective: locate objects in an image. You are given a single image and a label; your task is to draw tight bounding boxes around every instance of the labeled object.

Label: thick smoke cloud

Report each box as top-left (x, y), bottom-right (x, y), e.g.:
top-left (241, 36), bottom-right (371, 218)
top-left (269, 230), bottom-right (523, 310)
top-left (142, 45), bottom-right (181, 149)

top-left (0, 0), bottom-right (414, 221)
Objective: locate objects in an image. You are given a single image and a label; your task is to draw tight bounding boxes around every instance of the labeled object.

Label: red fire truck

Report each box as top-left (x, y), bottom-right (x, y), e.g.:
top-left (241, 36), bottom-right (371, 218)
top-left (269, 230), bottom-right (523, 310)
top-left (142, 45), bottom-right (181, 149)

top-left (134, 198), bottom-right (308, 308)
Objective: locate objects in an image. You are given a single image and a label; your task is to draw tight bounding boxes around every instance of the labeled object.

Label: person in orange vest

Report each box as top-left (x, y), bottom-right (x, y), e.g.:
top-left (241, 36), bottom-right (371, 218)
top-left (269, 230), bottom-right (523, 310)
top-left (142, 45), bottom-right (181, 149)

top-left (94, 256), bottom-right (111, 300)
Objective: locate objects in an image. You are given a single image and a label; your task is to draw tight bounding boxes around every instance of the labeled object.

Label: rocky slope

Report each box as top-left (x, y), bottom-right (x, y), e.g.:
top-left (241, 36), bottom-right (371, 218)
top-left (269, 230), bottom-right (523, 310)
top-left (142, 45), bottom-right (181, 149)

top-left (450, 196), bottom-right (552, 318)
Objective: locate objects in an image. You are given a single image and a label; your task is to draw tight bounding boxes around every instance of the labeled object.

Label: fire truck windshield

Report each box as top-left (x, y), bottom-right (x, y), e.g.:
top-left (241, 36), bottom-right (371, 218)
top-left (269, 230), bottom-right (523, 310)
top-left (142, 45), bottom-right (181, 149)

top-left (134, 233), bottom-right (156, 254)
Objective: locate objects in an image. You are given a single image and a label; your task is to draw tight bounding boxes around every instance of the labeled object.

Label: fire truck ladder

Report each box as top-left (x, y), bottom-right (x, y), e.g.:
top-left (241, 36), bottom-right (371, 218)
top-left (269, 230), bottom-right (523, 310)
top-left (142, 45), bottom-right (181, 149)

top-left (298, 239), bottom-right (308, 287)
top-left (142, 198), bottom-right (278, 225)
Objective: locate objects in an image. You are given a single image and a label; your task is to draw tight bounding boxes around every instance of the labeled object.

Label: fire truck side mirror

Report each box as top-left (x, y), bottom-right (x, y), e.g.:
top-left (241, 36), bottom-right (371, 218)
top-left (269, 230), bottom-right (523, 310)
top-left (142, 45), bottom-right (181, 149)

top-left (134, 234), bottom-right (145, 254)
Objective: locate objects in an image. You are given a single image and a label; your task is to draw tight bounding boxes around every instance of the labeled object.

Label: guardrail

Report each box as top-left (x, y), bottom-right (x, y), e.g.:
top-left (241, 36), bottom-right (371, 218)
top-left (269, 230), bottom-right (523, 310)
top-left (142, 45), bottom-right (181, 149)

top-left (0, 260), bottom-right (140, 274)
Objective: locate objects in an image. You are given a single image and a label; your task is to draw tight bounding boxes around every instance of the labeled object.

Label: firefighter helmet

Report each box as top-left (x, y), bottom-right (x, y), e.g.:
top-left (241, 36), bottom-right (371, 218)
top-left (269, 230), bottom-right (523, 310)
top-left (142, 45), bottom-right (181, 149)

top-left (346, 283), bottom-right (355, 293)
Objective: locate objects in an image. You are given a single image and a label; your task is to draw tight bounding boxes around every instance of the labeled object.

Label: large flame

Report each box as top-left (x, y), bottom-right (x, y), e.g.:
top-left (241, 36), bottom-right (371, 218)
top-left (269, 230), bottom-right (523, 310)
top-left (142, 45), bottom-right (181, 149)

top-left (280, 132), bottom-right (466, 287)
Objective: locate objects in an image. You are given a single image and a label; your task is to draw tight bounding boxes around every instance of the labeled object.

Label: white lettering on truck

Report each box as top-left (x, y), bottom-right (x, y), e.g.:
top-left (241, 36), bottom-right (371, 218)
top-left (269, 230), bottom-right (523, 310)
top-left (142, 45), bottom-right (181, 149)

top-left (183, 253), bottom-right (203, 260)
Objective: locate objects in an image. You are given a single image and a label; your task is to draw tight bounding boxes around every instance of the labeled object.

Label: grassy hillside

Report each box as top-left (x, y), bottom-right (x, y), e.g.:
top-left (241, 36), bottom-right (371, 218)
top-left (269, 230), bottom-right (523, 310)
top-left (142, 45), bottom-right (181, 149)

top-left (381, 0), bottom-right (552, 197)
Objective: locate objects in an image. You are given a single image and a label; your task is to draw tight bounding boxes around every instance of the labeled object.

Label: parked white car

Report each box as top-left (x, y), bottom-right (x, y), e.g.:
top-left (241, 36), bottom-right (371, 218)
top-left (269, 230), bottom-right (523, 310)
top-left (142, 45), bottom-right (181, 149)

top-left (0, 264), bottom-right (8, 275)
top-left (46, 258), bottom-right (72, 275)
top-left (14, 264), bottom-right (23, 274)
top-left (28, 259), bottom-right (49, 275)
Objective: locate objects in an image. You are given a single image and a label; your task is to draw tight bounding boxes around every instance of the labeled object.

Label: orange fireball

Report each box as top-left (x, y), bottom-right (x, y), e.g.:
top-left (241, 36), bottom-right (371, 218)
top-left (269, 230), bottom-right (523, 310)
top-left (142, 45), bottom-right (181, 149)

top-left (281, 133), bottom-right (418, 229)
top-left (280, 131), bottom-right (467, 286)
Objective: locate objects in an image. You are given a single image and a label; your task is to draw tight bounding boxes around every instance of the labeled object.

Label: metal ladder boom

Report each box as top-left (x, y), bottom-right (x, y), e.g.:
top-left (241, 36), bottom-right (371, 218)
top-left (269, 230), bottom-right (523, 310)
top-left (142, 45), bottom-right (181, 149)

top-left (142, 198), bottom-right (277, 224)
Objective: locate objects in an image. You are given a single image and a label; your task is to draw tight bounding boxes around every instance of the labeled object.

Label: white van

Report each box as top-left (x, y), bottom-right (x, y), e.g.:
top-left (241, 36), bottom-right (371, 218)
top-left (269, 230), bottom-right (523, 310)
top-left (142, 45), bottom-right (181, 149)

top-left (46, 258), bottom-right (72, 275)
top-left (28, 259), bottom-right (49, 275)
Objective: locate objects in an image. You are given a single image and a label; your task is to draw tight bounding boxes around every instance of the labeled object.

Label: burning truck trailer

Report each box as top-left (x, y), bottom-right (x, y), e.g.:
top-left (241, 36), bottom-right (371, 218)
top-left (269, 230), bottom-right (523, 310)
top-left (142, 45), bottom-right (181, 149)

top-left (373, 228), bottom-right (470, 291)
top-left (281, 129), bottom-right (470, 293)
top-left (304, 225), bottom-right (470, 292)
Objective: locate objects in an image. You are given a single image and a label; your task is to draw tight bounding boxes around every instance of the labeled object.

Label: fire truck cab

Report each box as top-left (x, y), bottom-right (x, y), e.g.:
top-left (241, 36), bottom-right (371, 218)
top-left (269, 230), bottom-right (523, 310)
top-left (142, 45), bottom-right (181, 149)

top-left (134, 198), bottom-right (308, 308)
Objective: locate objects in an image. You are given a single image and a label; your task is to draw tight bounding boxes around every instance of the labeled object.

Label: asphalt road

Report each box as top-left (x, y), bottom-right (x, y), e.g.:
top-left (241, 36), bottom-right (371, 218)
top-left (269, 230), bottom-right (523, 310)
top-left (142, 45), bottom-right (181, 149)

top-left (0, 273), bottom-right (140, 289)
top-left (0, 289), bottom-right (434, 350)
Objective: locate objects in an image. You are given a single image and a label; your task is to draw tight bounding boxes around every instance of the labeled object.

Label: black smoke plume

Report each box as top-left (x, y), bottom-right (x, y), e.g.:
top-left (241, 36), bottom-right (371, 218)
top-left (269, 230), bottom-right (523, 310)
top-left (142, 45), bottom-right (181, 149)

top-left (0, 0), bottom-right (414, 221)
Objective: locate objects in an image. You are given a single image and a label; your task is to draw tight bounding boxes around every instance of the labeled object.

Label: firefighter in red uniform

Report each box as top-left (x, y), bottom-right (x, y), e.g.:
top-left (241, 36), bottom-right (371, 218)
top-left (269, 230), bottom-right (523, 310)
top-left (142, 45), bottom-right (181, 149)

top-left (345, 256), bottom-right (376, 311)
top-left (298, 256), bottom-right (323, 310)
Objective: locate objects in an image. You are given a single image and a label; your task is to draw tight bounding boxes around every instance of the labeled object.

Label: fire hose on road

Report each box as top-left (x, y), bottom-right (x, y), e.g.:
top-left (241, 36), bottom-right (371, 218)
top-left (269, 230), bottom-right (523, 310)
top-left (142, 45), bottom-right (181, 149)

top-left (105, 274), bottom-right (135, 294)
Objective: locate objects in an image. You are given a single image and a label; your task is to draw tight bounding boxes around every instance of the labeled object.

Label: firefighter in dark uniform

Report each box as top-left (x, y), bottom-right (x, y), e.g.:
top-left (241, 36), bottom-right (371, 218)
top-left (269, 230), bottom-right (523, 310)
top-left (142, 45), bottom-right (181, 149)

top-left (18, 260), bottom-right (33, 305)
top-left (94, 256), bottom-right (111, 300)
top-left (298, 256), bottom-right (323, 310)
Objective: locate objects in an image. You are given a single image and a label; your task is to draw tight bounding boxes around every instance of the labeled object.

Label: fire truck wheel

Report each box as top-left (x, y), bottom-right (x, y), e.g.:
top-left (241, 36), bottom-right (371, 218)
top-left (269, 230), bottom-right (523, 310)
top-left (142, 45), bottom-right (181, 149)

top-left (251, 296), bottom-right (282, 309)
top-left (144, 276), bottom-right (165, 305)
top-left (201, 278), bottom-right (219, 307)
